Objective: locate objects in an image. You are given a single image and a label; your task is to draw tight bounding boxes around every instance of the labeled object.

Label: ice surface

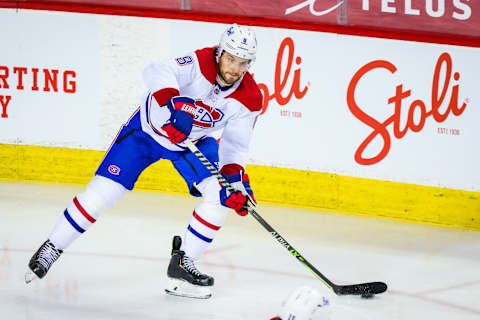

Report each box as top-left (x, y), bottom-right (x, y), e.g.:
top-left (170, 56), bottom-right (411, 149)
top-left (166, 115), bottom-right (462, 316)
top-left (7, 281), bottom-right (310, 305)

top-left (1, 181), bottom-right (479, 319)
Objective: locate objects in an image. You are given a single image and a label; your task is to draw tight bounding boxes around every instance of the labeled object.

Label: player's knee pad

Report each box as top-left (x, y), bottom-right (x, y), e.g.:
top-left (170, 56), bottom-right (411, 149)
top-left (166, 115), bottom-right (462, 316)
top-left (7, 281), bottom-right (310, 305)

top-left (195, 176), bottom-right (222, 205)
top-left (195, 176), bottom-right (230, 224)
top-left (194, 201), bottom-right (229, 227)
top-left (187, 176), bottom-right (229, 239)
top-left (76, 175), bottom-right (127, 217)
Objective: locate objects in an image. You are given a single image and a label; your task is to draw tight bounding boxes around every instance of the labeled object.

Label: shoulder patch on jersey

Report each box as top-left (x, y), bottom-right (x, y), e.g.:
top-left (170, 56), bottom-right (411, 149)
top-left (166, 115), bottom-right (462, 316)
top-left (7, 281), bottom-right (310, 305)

top-left (175, 55), bottom-right (193, 66)
top-left (195, 47), bottom-right (218, 84)
top-left (227, 72), bottom-right (263, 112)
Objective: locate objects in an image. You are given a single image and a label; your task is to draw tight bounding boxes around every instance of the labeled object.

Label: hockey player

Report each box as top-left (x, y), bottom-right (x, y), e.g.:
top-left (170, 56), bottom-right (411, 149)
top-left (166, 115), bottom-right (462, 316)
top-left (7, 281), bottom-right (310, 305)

top-left (26, 23), bottom-right (262, 299)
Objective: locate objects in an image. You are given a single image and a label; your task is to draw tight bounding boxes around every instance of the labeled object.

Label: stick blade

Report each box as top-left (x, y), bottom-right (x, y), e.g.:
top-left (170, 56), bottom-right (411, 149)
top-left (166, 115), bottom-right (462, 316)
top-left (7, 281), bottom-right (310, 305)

top-left (335, 281), bottom-right (387, 296)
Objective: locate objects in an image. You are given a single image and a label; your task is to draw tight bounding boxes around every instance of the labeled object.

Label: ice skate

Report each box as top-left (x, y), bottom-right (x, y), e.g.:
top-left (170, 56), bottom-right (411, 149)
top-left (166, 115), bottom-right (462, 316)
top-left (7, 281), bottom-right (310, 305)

top-left (165, 235), bottom-right (214, 299)
top-left (25, 240), bottom-right (63, 284)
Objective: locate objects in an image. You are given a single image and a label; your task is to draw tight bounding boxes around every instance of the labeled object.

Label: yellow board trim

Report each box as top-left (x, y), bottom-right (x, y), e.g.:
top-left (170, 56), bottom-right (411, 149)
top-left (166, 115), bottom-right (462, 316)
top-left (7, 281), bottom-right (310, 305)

top-left (1, 144), bottom-right (479, 230)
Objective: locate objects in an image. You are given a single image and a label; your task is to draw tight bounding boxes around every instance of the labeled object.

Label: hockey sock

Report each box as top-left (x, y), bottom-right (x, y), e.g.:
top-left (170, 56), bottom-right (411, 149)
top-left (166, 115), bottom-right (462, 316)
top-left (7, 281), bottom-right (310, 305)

top-left (181, 202), bottom-right (228, 261)
top-left (49, 196), bottom-right (99, 250)
top-left (49, 176), bottom-right (126, 250)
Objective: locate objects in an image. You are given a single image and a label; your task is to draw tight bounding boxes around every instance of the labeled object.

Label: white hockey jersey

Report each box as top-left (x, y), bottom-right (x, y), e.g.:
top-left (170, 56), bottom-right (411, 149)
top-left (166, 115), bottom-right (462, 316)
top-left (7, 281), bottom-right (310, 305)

top-left (140, 47), bottom-right (263, 169)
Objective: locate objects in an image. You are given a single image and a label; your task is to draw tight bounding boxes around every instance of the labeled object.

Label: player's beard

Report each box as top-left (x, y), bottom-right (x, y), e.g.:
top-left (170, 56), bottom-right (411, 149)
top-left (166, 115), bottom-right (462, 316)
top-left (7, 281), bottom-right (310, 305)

top-left (218, 64), bottom-right (241, 85)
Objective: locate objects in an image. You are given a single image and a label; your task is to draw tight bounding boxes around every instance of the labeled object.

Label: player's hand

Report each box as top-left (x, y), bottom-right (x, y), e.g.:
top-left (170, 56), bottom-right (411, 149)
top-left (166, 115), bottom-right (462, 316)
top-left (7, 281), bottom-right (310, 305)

top-left (161, 96), bottom-right (197, 144)
top-left (219, 164), bottom-right (256, 216)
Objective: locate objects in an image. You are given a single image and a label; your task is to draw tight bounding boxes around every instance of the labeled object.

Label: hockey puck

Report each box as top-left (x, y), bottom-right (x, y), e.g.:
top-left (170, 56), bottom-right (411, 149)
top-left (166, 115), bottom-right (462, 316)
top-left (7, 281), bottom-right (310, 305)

top-left (361, 293), bottom-right (374, 299)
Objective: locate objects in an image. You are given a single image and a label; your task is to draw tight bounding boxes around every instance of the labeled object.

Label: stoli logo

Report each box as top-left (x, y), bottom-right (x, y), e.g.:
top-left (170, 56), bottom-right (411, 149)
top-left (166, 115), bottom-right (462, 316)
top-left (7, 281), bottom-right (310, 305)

top-left (257, 37), bottom-right (309, 115)
top-left (347, 52), bottom-right (468, 166)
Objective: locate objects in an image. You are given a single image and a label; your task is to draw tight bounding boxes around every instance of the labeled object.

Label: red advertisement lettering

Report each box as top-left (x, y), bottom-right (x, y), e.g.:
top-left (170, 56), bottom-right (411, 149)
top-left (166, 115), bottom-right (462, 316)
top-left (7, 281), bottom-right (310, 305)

top-left (1, 95), bottom-right (12, 118)
top-left (43, 69), bottom-right (59, 92)
top-left (0, 66), bottom-right (9, 89)
top-left (347, 52), bottom-right (467, 165)
top-left (257, 37), bottom-right (308, 115)
top-left (32, 68), bottom-right (39, 91)
top-left (64, 70), bottom-right (76, 93)
top-left (0, 66), bottom-right (78, 119)
top-left (13, 67), bottom-right (27, 90)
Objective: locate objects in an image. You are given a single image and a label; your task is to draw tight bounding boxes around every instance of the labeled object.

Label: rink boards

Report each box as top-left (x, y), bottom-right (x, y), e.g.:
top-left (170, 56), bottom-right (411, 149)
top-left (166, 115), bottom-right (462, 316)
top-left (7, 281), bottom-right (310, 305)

top-left (0, 9), bottom-right (479, 230)
top-left (1, 144), bottom-right (478, 231)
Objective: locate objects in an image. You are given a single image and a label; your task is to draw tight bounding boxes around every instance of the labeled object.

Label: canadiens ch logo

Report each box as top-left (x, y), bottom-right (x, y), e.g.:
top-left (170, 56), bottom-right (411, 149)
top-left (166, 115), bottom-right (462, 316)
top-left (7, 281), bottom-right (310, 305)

top-left (193, 101), bottom-right (224, 128)
top-left (108, 165), bottom-right (121, 175)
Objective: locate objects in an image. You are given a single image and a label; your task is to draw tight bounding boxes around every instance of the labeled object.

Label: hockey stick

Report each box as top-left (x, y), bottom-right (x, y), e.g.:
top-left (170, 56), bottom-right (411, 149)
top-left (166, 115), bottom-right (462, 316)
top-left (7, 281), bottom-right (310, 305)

top-left (184, 139), bottom-right (387, 297)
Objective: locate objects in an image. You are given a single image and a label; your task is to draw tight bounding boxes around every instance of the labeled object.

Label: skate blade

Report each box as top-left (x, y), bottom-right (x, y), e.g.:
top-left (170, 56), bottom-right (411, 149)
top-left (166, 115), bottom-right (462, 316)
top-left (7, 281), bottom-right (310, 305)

top-left (165, 278), bottom-right (212, 299)
top-left (25, 270), bottom-right (37, 284)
